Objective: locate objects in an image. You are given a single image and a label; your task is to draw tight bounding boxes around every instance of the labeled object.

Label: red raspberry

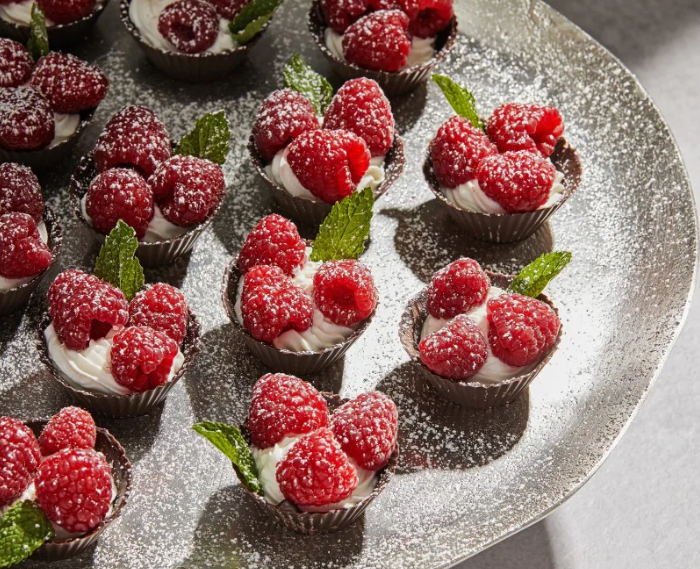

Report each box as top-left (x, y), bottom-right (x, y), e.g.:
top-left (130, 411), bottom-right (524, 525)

top-left (431, 116), bottom-right (497, 188)
top-left (398, 0), bottom-right (452, 37)
top-left (0, 454), bottom-right (32, 507)
top-left (86, 168), bottom-right (154, 239)
top-left (286, 129), bottom-right (370, 204)
top-left (486, 103), bottom-right (564, 158)
top-left (0, 416), bottom-right (41, 473)
top-left (110, 326), bottom-right (180, 393)
top-left (419, 314), bottom-right (488, 380)
top-left (48, 269), bottom-right (129, 351)
top-left (330, 391), bottom-right (397, 471)
top-left (35, 448), bottom-right (112, 534)
top-left (324, 78), bottom-right (395, 157)
top-left (94, 106), bottom-right (172, 178)
top-left (321, 0), bottom-right (397, 33)
top-left (39, 407), bottom-right (96, 455)
top-left (343, 10), bottom-right (411, 72)
top-left (149, 155), bottom-right (225, 227)
top-left (158, 0), bottom-right (219, 54)
top-left (247, 373), bottom-right (329, 449)
top-left (0, 213), bottom-right (52, 279)
top-left (487, 293), bottom-right (559, 367)
top-left (0, 88), bottom-right (54, 151)
top-left (0, 163), bottom-right (44, 222)
top-left (37, 0), bottom-right (96, 24)
top-left (313, 259), bottom-right (377, 326)
top-left (426, 258), bottom-right (490, 319)
top-left (476, 151), bottom-right (556, 213)
top-left (240, 265), bottom-right (313, 343)
top-left (206, 0), bottom-right (247, 20)
top-left (0, 39), bottom-right (33, 88)
top-left (253, 89), bottom-right (320, 163)
top-left (238, 214), bottom-right (306, 276)
top-left (128, 283), bottom-right (189, 344)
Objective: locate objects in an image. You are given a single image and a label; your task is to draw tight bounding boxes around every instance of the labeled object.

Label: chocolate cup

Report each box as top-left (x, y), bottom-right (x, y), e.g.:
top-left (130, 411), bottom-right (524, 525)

top-left (120, 0), bottom-right (271, 82)
top-left (399, 272), bottom-right (562, 409)
top-left (221, 255), bottom-right (376, 376)
top-left (36, 310), bottom-right (202, 417)
top-left (248, 132), bottom-right (405, 226)
top-left (308, 0), bottom-right (458, 97)
top-left (22, 419), bottom-right (132, 561)
top-left (424, 138), bottom-right (583, 243)
top-left (232, 393), bottom-right (398, 535)
top-left (0, 207), bottom-right (63, 317)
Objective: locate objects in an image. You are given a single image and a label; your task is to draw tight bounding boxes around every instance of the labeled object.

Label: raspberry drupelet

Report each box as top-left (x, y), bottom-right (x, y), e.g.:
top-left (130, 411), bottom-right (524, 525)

top-left (238, 214), bottom-right (306, 276)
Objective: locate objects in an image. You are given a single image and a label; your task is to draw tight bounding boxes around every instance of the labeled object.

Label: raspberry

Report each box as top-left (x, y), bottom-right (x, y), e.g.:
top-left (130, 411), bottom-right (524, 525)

top-left (253, 89), bottom-right (320, 163)
top-left (0, 88), bottom-right (54, 151)
top-left (313, 259), bottom-right (377, 326)
top-left (128, 283), bottom-right (189, 344)
top-left (324, 78), bottom-right (394, 157)
top-left (486, 103), bottom-right (564, 158)
top-left (0, 416), bottom-right (41, 473)
top-left (398, 0), bottom-right (452, 37)
top-left (426, 258), bottom-right (490, 319)
top-left (48, 269), bottom-right (129, 351)
top-left (330, 391), bottom-right (397, 471)
top-left (149, 155), bottom-right (225, 227)
top-left (247, 373), bottom-right (329, 449)
top-left (158, 0), bottom-right (219, 54)
top-left (476, 151), bottom-right (556, 213)
top-left (240, 265), bottom-right (313, 343)
top-left (86, 168), bottom-right (154, 239)
top-left (0, 454), bottom-right (31, 507)
top-left (30, 52), bottom-right (108, 114)
top-left (111, 326), bottom-right (179, 393)
top-left (419, 314), bottom-right (488, 380)
top-left (431, 116), bottom-right (497, 188)
top-left (39, 407), bottom-right (96, 456)
top-left (238, 214), bottom-right (306, 276)
top-left (0, 163), bottom-right (44, 222)
top-left (37, 0), bottom-right (96, 24)
top-left (206, 0), bottom-right (247, 19)
top-left (35, 448), bottom-right (112, 534)
top-left (0, 213), bottom-right (52, 279)
top-left (487, 293), bottom-right (559, 367)
top-left (343, 10), bottom-right (411, 72)
top-left (321, 0), bottom-right (368, 33)
top-left (286, 129), bottom-right (370, 204)
top-left (94, 106), bottom-right (172, 178)
top-left (0, 39), bottom-right (33, 88)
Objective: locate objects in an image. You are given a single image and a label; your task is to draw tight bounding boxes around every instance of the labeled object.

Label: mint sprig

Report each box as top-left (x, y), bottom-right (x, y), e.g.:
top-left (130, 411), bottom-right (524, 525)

top-left (432, 74), bottom-right (484, 130)
top-left (27, 3), bottom-right (49, 62)
top-left (508, 251), bottom-right (572, 298)
top-left (310, 188), bottom-right (374, 262)
top-left (0, 501), bottom-right (54, 567)
top-left (192, 422), bottom-right (263, 496)
top-left (229, 0), bottom-right (283, 43)
top-left (94, 220), bottom-right (144, 302)
top-left (174, 110), bottom-right (230, 166)
top-left (283, 54), bottom-right (333, 115)
top-left (231, 13), bottom-right (273, 44)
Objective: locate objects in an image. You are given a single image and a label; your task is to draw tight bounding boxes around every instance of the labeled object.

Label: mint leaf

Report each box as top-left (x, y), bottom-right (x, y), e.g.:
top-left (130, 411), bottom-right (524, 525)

top-left (230, 13), bottom-right (273, 45)
top-left (94, 220), bottom-right (144, 301)
top-left (310, 188), bottom-right (374, 262)
top-left (0, 501), bottom-right (54, 567)
top-left (229, 0), bottom-right (283, 34)
top-left (432, 74), bottom-right (484, 130)
top-left (174, 110), bottom-right (230, 165)
top-left (508, 251), bottom-right (572, 298)
top-left (283, 54), bottom-right (333, 115)
top-left (27, 3), bottom-right (49, 62)
top-left (192, 422), bottom-right (263, 495)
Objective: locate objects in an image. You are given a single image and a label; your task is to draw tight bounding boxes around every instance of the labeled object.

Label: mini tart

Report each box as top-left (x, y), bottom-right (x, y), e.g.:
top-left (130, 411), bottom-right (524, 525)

top-left (308, 0), bottom-right (458, 97)
top-left (0, 207), bottom-right (63, 316)
top-left (36, 310), bottom-right (201, 417)
top-left (424, 138), bottom-right (583, 243)
top-left (399, 272), bottom-right (562, 409)
top-left (248, 132), bottom-right (406, 226)
top-left (232, 393), bottom-right (398, 535)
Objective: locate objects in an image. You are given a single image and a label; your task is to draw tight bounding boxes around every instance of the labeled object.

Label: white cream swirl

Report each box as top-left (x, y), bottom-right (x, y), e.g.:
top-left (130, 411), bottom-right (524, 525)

top-left (49, 113), bottom-right (81, 149)
top-left (0, 0), bottom-right (55, 26)
top-left (0, 222), bottom-right (49, 291)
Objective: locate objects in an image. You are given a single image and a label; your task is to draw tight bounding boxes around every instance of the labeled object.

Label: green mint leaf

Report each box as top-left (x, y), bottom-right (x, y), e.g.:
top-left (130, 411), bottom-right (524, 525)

top-left (283, 53), bottom-right (333, 115)
top-left (192, 422), bottom-right (263, 496)
top-left (27, 3), bottom-right (49, 62)
top-left (94, 220), bottom-right (144, 301)
top-left (229, 0), bottom-right (283, 34)
top-left (174, 110), bottom-right (230, 165)
top-left (230, 13), bottom-right (273, 45)
top-left (432, 74), bottom-right (484, 130)
top-left (0, 501), bottom-right (54, 567)
top-left (310, 188), bottom-right (374, 262)
top-left (508, 251), bottom-right (572, 298)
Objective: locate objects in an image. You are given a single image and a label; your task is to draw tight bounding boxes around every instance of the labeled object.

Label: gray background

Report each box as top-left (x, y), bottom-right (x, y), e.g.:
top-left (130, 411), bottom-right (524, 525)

top-left (462, 0), bottom-right (700, 567)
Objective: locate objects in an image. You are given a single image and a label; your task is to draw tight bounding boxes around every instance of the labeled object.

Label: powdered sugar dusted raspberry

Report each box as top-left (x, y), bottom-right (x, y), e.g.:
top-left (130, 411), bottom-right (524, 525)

top-left (39, 407), bottom-right (97, 455)
top-left (238, 214), bottom-right (306, 275)
top-left (343, 10), bottom-right (411, 72)
top-left (426, 258), bottom-right (490, 319)
top-left (313, 259), bottom-right (377, 326)
top-left (0, 163), bottom-right (44, 222)
top-left (0, 416), bottom-right (41, 473)
top-left (0, 212), bottom-right (52, 279)
top-left (158, 0), bottom-right (220, 54)
top-left (0, 39), bottom-right (33, 88)
top-left (37, 0), bottom-right (96, 24)
top-left (321, 0), bottom-right (369, 33)
top-left (129, 283), bottom-right (189, 344)
top-left (399, 0), bottom-right (453, 38)
top-left (0, 453), bottom-right (31, 507)
top-left (206, 0), bottom-right (247, 20)
top-left (0, 88), bottom-right (55, 151)
top-left (487, 102), bottom-right (565, 158)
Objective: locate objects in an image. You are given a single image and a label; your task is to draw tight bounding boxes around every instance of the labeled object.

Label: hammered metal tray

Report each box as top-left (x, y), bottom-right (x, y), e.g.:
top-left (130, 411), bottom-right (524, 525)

top-left (1, 0), bottom-right (696, 568)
